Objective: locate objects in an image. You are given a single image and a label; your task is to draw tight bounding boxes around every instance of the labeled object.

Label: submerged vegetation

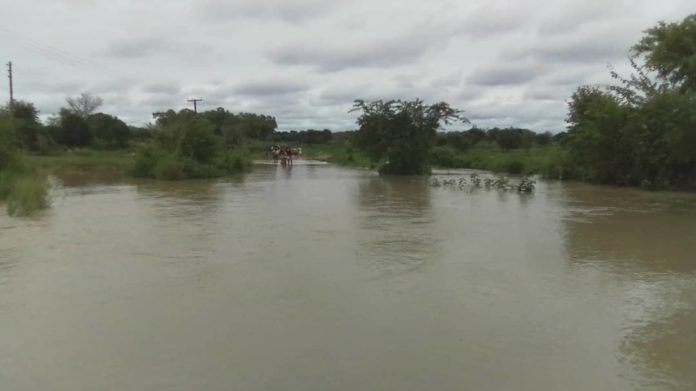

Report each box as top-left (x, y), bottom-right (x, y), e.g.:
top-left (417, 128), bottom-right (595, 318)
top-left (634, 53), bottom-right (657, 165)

top-left (430, 173), bottom-right (537, 193)
top-left (0, 116), bottom-right (49, 216)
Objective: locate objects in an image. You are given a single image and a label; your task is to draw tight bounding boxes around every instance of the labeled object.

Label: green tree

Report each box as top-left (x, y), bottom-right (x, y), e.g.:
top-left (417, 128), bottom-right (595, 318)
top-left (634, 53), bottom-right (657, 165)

top-left (88, 113), bottom-right (130, 148)
top-left (632, 14), bottom-right (696, 93)
top-left (351, 99), bottom-right (467, 175)
top-left (566, 86), bottom-right (633, 183)
top-left (0, 101), bottom-right (52, 153)
top-left (52, 109), bottom-right (92, 147)
top-left (0, 115), bottom-right (20, 170)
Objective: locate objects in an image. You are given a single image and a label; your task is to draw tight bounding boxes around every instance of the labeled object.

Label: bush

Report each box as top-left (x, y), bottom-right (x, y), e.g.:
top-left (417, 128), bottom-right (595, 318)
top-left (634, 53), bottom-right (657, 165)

top-left (502, 159), bottom-right (524, 174)
top-left (6, 176), bottom-right (49, 216)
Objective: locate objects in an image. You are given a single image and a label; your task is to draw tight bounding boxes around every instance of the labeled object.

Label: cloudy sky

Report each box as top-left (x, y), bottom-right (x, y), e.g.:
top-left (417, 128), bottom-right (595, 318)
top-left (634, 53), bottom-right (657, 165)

top-left (1, 0), bottom-right (693, 131)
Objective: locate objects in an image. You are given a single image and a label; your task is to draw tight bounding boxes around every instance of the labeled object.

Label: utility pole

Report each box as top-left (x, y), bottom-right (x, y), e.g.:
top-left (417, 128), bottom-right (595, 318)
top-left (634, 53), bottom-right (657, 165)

top-left (7, 61), bottom-right (14, 111)
top-left (187, 97), bottom-right (202, 113)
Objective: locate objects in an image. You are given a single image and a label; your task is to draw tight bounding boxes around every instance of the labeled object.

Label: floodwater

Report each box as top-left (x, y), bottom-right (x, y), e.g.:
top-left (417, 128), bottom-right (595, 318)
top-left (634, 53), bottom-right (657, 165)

top-left (1, 162), bottom-right (695, 391)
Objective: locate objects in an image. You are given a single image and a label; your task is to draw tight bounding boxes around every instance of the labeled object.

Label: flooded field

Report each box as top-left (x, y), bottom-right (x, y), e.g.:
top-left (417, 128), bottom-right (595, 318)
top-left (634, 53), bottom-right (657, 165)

top-left (1, 162), bottom-right (695, 390)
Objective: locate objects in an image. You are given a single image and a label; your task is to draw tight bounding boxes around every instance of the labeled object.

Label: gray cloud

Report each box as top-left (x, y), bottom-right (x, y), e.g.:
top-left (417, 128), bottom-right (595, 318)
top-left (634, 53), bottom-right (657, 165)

top-left (233, 79), bottom-right (308, 96)
top-left (468, 62), bottom-right (548, 86)
top-left (106, 37), bottom-right (165, 59)
top-left (142, 82), bottom-right (180, 95)
top-left (104, 36), bottom-right (215, 61)
top-left (271, 35), bottom-right (436, 72)
top-left (198, 0), bottom-right (341, 23)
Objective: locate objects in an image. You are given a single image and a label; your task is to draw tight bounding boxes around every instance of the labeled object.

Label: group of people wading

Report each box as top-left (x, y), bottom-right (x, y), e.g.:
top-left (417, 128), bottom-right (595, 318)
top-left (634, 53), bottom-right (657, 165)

top-left (270, 145), bottom-right (301, 166)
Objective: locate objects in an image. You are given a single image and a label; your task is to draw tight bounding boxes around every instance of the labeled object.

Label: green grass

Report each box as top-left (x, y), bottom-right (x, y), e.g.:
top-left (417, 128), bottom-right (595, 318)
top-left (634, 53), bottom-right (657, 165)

top-left (297, 143), bottom-right (376, 169)
top-left (5, 175), bottom-right (49, 216)
top-left (0, 164), bottom-right (50, 217)
top-left (25, 148), bottom-right (134, 173)
top-left (432, 145), bottom-right (569, 178)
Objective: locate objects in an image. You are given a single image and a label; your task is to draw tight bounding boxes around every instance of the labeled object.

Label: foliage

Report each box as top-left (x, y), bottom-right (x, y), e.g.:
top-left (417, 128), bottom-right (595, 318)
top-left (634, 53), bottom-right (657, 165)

top-left (351, 99), bottom-right (468, 175)
top-left (88, 113), bottom-right (130, 148)
top-left (52, 109), bottom-right (93, 147)
top-left (0, 115), bottom-right (49, 216)
top-left (0, 101), bottom-right (54, 153)
top-left (132, 109), bottom-right (252, 180)
top-left (272, 129), bottom-right (332, 144)
top-left (299, 142), bottom-right (375, 169)
top-left (6, 175), bottom-right (49, 216)
top-left (430, 173), bottom-right (536, 193)
top-left (0, 115), bottom-right (20, 170)
top-left (631, 14), bottom-right (696, 93)
top-left (564, 14), bottom-right (696, 189)
top-left (431, 145), bottom-right (568, 179)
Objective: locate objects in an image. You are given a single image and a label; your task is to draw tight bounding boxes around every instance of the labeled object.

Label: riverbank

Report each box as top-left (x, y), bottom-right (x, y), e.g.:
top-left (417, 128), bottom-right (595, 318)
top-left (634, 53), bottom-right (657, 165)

top-left (296, 143), bottom-right (567, 178)
top-left (25, 149), bottom-right (134, 175)
top-left (295, 143), bottom-right (376, 170)
top-left (431, 145), bottom-right (568, 178)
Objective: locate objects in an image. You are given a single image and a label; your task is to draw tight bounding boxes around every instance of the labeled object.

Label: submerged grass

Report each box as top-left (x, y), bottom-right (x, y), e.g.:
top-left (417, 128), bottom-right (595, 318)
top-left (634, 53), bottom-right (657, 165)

top-left (6, 175), bottom-right (50, 216)
top-left (0, 159), bottom-right (50, 217)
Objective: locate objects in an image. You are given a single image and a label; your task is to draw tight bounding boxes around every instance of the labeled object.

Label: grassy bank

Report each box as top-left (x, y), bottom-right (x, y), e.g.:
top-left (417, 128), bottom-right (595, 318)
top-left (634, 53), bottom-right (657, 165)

top-left (25, 149), bottom-right (134, 174)
top-left (296, 143), bottom-right (568, 178)
top-left (298, 143), bottom-right (376, 169)
top-left (0, 164), bottom-right (49, 217)
top-left (432, 145), bottom-right (568, 178)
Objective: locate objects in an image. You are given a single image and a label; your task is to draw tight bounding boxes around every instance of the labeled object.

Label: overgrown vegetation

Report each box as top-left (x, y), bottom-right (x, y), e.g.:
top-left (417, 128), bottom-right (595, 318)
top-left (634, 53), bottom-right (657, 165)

top-left (131, 109), bottom-right (253, 180)
top-left (351, 99), bottom-right (468, 174)
top-left (430, 173), bottom-right (537, 193)
top-left (564, 14), bottom-right (696, 189)
top-left (0, 116), bottom-right (49, 216)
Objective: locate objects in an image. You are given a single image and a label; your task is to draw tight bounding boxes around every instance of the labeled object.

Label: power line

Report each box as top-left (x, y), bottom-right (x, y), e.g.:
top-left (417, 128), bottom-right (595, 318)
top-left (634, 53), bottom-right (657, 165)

top-left (0, 27), bottom-right (132, 81)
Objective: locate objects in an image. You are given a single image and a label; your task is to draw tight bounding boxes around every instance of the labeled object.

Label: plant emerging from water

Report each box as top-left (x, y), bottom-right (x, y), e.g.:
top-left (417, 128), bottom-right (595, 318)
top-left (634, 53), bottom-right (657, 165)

top-left (431, 173), bottom-right (536, 193)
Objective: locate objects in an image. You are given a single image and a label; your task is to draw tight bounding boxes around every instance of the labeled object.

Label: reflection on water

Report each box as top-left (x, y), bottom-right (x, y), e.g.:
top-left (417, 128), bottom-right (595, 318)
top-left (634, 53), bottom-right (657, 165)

top-left (355, 176), bottom-right (436, 279)
top-left (562, 183), bottom-right (696, 389)
top-left (1, 165), bottom-right (695, 390)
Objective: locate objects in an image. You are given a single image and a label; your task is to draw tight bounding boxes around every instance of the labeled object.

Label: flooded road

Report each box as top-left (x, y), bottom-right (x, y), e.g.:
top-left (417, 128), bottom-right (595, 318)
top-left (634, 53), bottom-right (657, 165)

top-left (1, 162), bottom-right (695, 390)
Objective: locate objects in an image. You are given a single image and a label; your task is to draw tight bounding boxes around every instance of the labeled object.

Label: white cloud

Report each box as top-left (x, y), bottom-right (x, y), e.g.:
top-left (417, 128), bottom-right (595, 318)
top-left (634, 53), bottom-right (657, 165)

top-left (0, 0), bottom-right (693, 131)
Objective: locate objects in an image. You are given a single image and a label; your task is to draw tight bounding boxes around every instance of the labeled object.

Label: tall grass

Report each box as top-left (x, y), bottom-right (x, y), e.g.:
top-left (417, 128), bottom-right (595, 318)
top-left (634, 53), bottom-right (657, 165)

top-left (6, 175), bottom-right (49, 216)
top-left (299, 143), bottom-right (376, 169)
top-left (432, 145), bottom-right (569, 178)
top-left (0, 167), bottom-right (50, 217)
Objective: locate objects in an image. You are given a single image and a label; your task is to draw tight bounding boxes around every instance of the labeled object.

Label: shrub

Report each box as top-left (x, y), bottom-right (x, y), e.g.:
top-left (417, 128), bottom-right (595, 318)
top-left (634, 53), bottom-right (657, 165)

top-left (5, 175), bottom-right (49, 216)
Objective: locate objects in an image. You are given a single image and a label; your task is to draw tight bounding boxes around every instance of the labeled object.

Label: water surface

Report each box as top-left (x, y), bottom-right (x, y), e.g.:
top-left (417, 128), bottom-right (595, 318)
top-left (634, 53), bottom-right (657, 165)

top-left (1, 163), bottom-right (695, 390)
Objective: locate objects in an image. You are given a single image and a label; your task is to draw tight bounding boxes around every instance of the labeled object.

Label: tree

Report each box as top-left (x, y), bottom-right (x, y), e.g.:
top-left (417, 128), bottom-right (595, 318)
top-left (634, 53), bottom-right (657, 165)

top-left (88, 113), bottom-right (130, 148)
top-left (53, 109), bottom-right (92, 147)
top-left (66, 92), bottom-right (103, 118)
top-left (0, 115), bottom-right (20, 170)
top-left (351, 99), bottom-right (468, 175)
top-left (565, 86), bottom-right (632, 184)
top-left (153, 109), bottom-right (219, 163)
top-left (1, 101), bottom-right (44, 152)
top-left (631, 14), bottom-right (696, 93)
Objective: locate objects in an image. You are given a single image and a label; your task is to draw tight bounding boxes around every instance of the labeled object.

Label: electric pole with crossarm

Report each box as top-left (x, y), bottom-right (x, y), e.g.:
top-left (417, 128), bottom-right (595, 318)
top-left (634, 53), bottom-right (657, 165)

top-left (187, 97), bottom-right (202, 113)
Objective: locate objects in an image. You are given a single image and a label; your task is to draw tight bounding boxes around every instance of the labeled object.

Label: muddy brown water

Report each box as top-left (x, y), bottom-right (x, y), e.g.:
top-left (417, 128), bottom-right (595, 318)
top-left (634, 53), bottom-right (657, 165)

top-left (1, 162), bottom-right (695, 390)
